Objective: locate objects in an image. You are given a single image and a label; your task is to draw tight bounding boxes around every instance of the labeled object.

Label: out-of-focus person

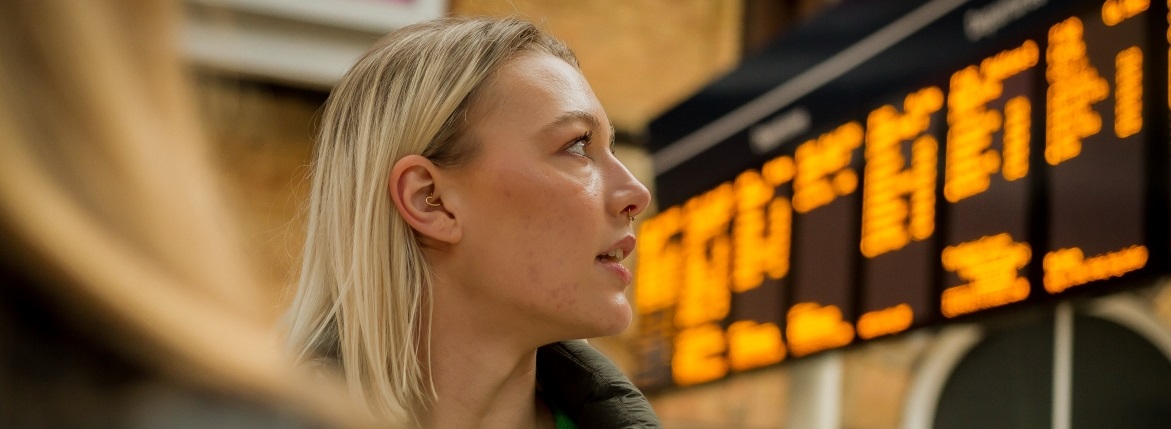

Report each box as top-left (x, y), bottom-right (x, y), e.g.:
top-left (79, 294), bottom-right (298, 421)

top-left (0, 1), bottom-right (371, 428)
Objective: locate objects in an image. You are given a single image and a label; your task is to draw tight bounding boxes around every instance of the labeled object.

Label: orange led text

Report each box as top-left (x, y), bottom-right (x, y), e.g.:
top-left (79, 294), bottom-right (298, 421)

top-left (1043, 245), bottom-right (1148, 293)
top-left (856, 304), bottom-right (914, 340)
top-left (861, 86), bottom-right (941, 257)
top-left (786, 302), bottom-right (855, 356)
top-left (793, 122), bottom-right (863, 213)
top-left (727, 320), bottom-right (786, 371)
top-left (946, 40), bottom-right (1038, 202)
top-left (1047, 17), bottom-right (1108, 166)
top-left (941, 233), bottom-right (1032, 317)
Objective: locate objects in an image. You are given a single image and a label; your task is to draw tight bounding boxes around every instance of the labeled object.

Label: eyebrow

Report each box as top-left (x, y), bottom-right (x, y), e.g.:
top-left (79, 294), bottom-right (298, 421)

top-left (541, 110), bottom-right (616, 142)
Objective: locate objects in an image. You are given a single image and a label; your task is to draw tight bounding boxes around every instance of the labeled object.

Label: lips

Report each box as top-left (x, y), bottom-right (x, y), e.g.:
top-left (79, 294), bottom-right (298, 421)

top-left (597, 235), bottom-right (636, 284)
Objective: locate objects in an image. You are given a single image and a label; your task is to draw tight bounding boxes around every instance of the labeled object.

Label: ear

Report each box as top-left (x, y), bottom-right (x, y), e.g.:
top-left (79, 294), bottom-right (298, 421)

top-left (389, 155), bottom-right (461, 244)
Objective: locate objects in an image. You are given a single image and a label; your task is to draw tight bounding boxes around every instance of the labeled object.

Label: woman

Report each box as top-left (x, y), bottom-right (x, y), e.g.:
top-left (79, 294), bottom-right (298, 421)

top-left (0, 1), bottom-right (369, 428)
top-left (285, 17), bottom-right (661, 428)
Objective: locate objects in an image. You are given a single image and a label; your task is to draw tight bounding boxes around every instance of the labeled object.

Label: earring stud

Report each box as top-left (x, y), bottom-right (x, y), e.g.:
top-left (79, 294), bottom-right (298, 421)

top-left (425, 194), bottom-right (441, 207)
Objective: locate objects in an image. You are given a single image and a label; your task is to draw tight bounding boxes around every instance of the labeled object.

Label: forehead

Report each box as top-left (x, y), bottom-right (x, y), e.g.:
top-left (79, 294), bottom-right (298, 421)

top-left (471, 53), bottom-right (604, 129)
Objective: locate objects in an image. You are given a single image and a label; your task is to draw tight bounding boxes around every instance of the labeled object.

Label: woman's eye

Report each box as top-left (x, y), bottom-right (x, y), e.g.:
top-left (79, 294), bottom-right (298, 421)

top-left (566, 140), bottom-right (588, 157)
top-left (564, 130), bottom-right (593, 158)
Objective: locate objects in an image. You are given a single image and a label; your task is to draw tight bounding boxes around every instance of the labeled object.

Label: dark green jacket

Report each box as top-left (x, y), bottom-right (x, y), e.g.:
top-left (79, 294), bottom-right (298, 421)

top-left (536, 341), bottom-right (662, 429)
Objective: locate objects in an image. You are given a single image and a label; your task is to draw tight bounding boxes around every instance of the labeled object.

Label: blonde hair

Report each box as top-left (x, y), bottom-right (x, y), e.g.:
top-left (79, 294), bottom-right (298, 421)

top-left (0, 0), bottom-right (367, 427)
top-left (285, 17), bottom-right (578, 422)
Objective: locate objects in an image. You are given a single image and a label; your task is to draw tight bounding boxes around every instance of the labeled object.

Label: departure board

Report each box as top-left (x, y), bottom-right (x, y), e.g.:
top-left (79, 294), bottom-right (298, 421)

top-left (635, 0), bottom-right (1169, 390)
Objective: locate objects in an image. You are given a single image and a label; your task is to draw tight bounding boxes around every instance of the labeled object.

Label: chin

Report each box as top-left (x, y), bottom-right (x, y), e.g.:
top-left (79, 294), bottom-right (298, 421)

top-left (553, 309), bottom-right (631, 342)
top-left (588, 301), bottom-right (633, 338)
top-left (549, 293), bottom-right (633, 340)
top-left (600, 318), bottom-right (632, 337)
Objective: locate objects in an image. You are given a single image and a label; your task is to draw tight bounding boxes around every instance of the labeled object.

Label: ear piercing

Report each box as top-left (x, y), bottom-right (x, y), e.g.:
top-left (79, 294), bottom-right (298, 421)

top-left (425, 193), bottom-right (442, 207)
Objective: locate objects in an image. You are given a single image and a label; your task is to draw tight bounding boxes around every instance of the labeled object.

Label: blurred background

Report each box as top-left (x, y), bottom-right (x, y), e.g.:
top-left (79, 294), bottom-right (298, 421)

top-left (183, 0), bottom-right (1171, 428)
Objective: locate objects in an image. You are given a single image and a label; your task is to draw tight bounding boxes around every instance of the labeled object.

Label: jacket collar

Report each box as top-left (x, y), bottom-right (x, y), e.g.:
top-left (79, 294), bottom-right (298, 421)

top-left (536, 341), bottom-right (662, 429)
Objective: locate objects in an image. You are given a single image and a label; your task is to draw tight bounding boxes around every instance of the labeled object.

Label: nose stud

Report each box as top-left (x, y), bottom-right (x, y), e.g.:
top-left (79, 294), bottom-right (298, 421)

top-left (626, 207), bottom-right (636, 222)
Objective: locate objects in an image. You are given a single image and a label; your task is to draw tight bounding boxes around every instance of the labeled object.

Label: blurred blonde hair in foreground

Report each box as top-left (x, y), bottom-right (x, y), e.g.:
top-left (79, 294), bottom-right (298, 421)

top-left (0, 1), bottom-right (373, 427)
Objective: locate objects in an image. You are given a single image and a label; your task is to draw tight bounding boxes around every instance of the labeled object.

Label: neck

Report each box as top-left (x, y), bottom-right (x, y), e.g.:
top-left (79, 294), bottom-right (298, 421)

top-left (421, 277), bottom-right (553, 429)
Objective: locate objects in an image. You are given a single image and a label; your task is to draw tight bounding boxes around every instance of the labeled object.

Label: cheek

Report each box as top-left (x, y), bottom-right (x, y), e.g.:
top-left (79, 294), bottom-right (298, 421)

top-left (537, 273), bottom-right (580, 310)
top-left (490, 164), bottom-right (600, 238)
top-left (521, 180), bottom-right (598, 269)
top-left (458, 155), bottom-right (620, 308)
top-left (486, 166), bottom-right (604, 283)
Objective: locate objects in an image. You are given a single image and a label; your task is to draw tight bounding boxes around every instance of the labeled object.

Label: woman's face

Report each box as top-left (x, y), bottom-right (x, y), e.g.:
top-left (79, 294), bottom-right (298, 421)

top-left (441, 53), bottom-right (651, 342)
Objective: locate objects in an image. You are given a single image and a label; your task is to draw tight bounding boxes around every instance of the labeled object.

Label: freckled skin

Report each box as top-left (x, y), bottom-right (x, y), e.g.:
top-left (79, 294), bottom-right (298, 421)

top-left (442, 53), bottom-right (651, 345)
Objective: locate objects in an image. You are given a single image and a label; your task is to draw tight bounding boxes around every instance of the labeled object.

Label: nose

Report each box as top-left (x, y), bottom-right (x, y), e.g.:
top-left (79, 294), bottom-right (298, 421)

top-left (609, 157), bottom-right (652, 222)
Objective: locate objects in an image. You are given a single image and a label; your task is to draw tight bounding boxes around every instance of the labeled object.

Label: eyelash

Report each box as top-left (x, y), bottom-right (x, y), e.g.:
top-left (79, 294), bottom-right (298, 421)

top-left (566, 130), bottom-right (616, 157)
top-left (566, 131), bottom-right (593, 157)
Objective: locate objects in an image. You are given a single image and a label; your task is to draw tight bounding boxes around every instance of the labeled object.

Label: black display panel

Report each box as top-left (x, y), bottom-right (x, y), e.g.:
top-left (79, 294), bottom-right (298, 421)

top-left (788, 122), bottom-right (862, 357)
top-left (859, 85), bottom-right (946, 338)
top-left (941, 41), bottom-right (1038, 319)
top-left (1043, 10), bottom-right (1150, 295)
